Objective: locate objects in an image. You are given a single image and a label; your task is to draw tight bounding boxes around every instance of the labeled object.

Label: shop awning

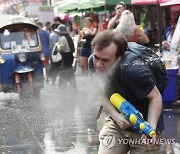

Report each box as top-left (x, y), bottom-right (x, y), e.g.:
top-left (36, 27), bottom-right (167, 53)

top-left (105, 0), bottom-right (131, 5)
top-left (55, 0), bottom-right (78, 13)
top-left (132, 0), bottom-right (169, 5)
top-left (77, 0), bottom-right (104, 10)
top-left (160, 0), bottom-right (180, 6)
top-left (56, 0), bottom-right (131, 13)
top-left (77, 0), bottom-right (131, 10)
top-left (132, 0), bottom-right (159, 5)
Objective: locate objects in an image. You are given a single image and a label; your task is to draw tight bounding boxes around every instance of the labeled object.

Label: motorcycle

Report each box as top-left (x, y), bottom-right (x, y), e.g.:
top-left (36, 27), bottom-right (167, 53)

top-left (0, 15), bottom-right (44, 99)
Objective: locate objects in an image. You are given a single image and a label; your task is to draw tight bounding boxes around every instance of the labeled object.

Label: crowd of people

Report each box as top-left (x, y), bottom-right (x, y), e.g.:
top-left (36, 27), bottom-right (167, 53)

top-left (35, 1), bottom-right (179, 153)
top-left (36, 16), bottom-right (77, 89)
top-left (37, 15), bottom-right (98, 88)
top-left (37, 2), bottom-right (152, 84)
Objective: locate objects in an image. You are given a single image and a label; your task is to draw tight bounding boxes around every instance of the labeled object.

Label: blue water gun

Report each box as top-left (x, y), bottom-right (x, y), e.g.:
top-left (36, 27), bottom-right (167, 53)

top-left (110, 93), bottom-right (156, 138)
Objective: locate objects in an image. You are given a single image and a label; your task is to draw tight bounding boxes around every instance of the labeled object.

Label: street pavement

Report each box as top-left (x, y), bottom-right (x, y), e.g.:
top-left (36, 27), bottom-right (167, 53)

top-left (0, 75), bottom-right (180, 154)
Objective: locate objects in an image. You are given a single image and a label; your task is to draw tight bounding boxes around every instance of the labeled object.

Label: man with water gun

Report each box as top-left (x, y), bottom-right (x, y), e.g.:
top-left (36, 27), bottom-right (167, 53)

top-left (90, 30), bottom-right (166, 154)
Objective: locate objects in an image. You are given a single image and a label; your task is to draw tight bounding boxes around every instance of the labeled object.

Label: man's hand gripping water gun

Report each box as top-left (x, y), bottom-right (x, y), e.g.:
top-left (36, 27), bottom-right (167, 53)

top-left (110, 93), bottom-right (156, 138)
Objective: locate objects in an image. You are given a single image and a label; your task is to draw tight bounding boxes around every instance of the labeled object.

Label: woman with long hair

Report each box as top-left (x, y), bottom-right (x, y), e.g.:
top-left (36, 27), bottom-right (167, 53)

top-left (116, 10), bottom-right (149, 43)
top-left (79, 17), bottom-right (97, 75)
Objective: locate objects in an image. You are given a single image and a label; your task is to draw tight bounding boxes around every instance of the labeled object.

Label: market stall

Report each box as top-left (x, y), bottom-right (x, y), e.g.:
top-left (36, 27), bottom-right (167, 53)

top-left (161, 13), bottom-right (180, 105)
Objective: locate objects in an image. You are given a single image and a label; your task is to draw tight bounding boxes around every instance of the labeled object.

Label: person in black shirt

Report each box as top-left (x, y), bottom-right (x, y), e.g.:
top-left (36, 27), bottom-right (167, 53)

top-left (54, 24), bottom-right (77, 89)
top-left (91, 30), bottom-right (163, 154)
top-left (79, 17), bottom-right (97, 75)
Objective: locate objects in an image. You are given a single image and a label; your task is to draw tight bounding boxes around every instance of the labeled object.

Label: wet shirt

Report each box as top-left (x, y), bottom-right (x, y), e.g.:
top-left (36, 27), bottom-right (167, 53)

top-left (49, 32), bottom-right (59, 51)
top-left (105, 56), bottom-right (164, 132)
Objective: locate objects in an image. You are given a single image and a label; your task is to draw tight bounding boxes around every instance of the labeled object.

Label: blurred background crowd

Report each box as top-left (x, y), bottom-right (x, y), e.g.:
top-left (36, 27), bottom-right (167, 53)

top-left (0, 0), bottom-right (179, 84)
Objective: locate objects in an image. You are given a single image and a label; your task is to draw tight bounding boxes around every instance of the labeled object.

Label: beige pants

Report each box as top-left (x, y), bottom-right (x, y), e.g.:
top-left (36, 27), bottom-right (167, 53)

top-left (98, 118), bottom-right (162, 154)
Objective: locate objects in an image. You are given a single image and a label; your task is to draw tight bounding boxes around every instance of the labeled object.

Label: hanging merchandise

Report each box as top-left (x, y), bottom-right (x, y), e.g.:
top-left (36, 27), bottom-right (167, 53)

top-left (162, 15), bottom-right (180, 69)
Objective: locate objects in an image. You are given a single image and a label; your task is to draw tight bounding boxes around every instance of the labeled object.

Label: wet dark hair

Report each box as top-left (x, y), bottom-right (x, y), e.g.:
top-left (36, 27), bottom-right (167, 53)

top-left (92, 30), bottom-right (127, 57)
top-left (45, 21), bottom-right (51, 26)
top-left (53, 16), bottom-right (61, 23)
top-left (51, 23), bottom-right (59, 31)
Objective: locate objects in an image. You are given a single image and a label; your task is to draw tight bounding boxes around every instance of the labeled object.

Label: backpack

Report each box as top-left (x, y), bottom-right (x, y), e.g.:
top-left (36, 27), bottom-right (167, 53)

top-left (56, 36), bottom-right (70, 53)
top-left (124, 42), bottom-right (169, 94)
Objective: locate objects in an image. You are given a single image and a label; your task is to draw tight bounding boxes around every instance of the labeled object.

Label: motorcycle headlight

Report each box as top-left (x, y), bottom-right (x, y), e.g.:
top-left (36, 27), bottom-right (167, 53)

top-left (18, 53), bottom-right (27, 63)
top-left (40, 53), bottom-right (45, 61)
top-left (0, 56), bottom-right (5, 64)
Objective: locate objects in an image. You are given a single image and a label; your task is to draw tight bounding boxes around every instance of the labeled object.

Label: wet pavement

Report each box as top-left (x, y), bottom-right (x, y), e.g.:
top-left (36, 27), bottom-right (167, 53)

top-left (0, 75), bottom-right (180, 154)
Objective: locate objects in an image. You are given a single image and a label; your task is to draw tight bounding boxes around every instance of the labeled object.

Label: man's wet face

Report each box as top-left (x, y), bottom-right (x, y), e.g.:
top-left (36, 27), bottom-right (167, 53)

top-left (93, 42), bottom-right (119, 73)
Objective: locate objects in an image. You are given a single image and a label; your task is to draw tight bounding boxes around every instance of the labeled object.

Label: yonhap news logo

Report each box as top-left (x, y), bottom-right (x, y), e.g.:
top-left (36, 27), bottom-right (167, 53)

top-left (118, 138), bottom-right (176, 145)
top-left (101, 135), bottom-right (116, 149)
top-left (100, 135), bottom-right (176, 148)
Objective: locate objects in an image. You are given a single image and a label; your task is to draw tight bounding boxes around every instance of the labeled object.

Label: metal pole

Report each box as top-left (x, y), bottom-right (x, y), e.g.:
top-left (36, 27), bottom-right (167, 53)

top-left (104, 3), bottom-right (107, 21)
top-left (157, 0), bottom-right (163, 52)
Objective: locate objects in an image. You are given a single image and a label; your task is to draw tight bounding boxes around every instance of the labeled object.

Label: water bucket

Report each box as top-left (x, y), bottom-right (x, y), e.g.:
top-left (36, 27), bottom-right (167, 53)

top-left (162, 68), bottom-right (178, 106)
